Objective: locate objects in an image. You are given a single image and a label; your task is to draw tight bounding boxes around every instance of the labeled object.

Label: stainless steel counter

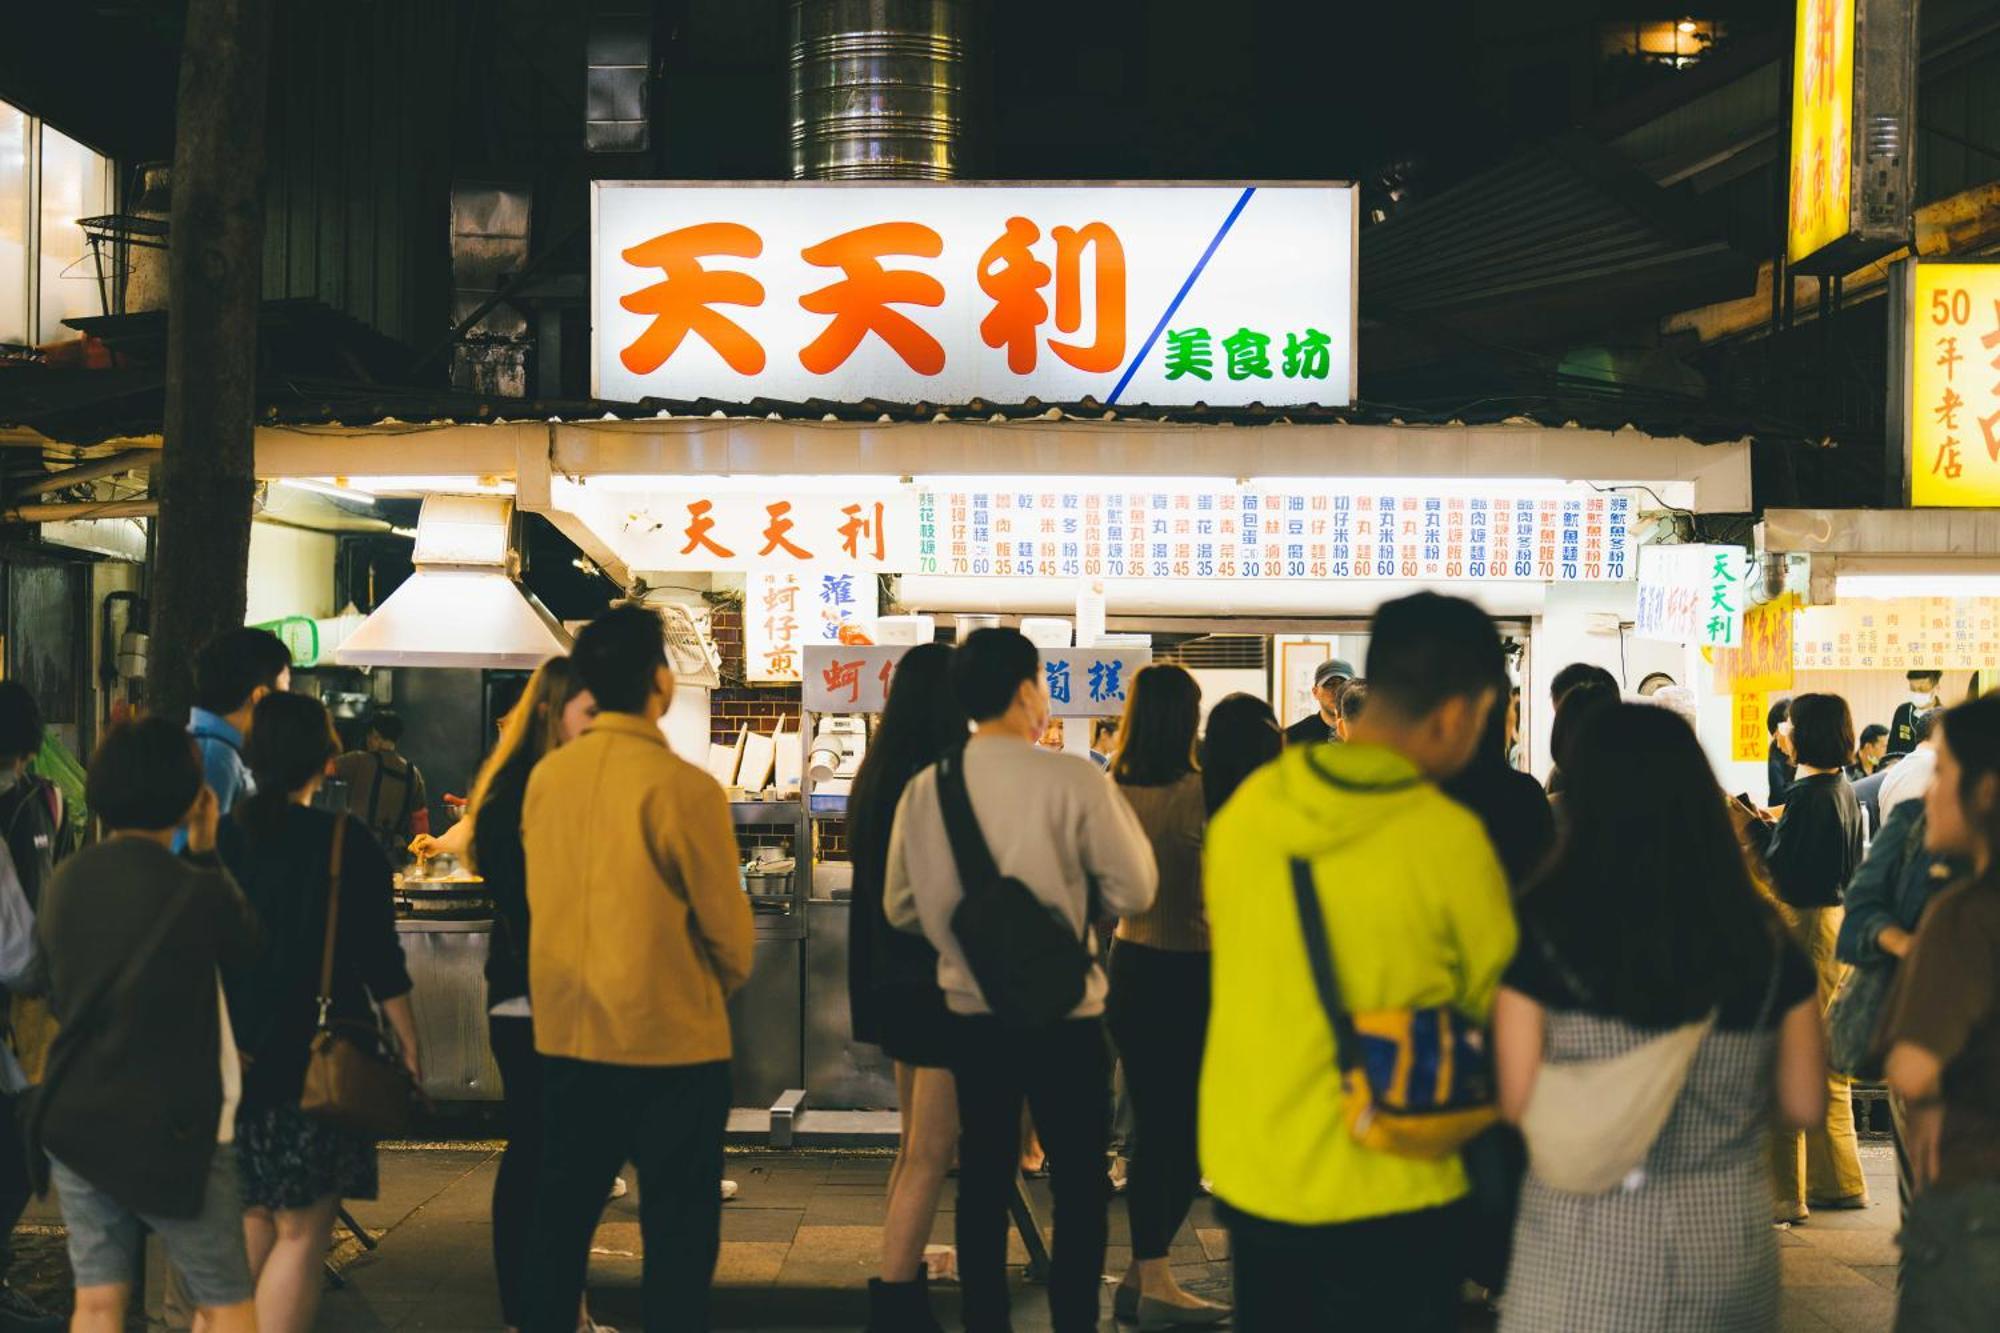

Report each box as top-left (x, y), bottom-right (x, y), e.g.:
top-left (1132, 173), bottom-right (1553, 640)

top-left (395, 918), bottom-right (502, 1103)
top-left (396, 915), bottom-right (811, 1111)
top-left (804, 898), bottom-right (897, 1110)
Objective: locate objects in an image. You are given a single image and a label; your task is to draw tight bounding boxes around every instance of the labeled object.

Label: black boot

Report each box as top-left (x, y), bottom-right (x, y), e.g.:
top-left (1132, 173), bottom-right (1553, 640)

top-left (865, 1275), bottom-right (946, 1333)
top-left (911, 1269), bottom-right (946, 1333)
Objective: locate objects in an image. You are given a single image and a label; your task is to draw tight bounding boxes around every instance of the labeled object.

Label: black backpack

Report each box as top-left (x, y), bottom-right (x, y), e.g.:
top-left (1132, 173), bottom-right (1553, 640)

top-left (359, 753), bottom-right (421, 862)
top-left (935, 750), bottom-right (1093, 1029)
top-left (0, 777), bottom-right (59, 913)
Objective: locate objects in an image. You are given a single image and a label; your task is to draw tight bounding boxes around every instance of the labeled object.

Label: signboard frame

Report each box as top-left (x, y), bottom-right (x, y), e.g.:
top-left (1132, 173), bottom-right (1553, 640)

top-left (802, 642), bottom-right (1152, 717)
top-left (1890, 256), bottom-right (2000, 508)
top-left (590, 179), bottom-right (1359, 410)
top-left (1785, 0), bottom-right (1918, 277)
top-left (1635, 544), bottom-right (1751, 648)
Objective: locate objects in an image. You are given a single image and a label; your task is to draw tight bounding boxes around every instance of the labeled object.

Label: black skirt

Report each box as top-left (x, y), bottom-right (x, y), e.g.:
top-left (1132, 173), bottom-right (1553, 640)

top-left (234, 1102), bottom-right (379, 1210)
top-left (873, 979), bottom-right (957, 1070)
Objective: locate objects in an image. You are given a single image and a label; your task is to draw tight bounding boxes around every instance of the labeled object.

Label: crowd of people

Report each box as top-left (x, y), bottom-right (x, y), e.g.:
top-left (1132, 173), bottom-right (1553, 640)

top-left (0, 600), bottom-right (1990, 1332)
top-left (846, 610), bottom-right (2000, 1333)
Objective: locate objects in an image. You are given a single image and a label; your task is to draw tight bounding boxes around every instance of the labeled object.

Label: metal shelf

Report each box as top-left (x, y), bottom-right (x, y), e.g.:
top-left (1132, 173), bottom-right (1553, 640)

top-left (731, 799), bottom-right (810, 939)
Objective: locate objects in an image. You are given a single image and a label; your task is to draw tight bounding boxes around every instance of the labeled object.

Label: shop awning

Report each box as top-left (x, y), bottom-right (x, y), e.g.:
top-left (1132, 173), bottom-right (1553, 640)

top-left (1761, 508), bottom-right (2000, 601)
top-left (249, 416), bottom-right (1752, 510)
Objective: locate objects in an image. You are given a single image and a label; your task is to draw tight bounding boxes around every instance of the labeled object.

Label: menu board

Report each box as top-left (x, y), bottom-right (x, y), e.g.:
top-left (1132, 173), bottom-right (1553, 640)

top-left (914, 486), bottom-right (1632, 582)
top-left (1794, 597), bottom-right (2000, 671)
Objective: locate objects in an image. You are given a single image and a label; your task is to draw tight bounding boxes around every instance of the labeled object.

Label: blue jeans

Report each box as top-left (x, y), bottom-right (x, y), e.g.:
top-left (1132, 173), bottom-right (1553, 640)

top-left (51, 1151), bottom-right (252, 1307)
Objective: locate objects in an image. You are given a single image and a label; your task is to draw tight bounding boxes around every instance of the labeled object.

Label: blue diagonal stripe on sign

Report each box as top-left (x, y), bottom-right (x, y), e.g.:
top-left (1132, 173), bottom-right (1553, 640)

top-left (1104, 186), bottom-right (1258, 406)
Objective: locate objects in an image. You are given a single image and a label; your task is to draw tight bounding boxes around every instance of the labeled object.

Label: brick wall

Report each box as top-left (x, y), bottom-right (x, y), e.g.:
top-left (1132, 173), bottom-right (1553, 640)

top-left (707, 604), bottom-right (848, 860)
top-left (708, 605), bottom-right (801, 745)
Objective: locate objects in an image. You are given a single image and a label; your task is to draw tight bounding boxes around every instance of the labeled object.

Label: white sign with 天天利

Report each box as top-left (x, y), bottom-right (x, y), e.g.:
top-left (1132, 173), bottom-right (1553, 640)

top-left (592, 182), bottom-right (1357, 408)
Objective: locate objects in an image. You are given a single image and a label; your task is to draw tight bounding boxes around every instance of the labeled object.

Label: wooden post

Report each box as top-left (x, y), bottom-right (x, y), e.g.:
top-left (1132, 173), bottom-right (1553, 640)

top-left (148, 0), bottom-right (273, 720)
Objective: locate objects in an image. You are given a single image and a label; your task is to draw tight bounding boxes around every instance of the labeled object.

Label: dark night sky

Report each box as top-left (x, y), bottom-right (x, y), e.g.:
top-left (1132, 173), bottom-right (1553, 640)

top-left (3, 1), bottom-right (1784, 201)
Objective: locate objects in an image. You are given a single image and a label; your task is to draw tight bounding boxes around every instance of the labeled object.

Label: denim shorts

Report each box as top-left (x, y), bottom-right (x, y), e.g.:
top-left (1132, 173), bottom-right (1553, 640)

top-left (51, 1151), bottom-right (253, 1308)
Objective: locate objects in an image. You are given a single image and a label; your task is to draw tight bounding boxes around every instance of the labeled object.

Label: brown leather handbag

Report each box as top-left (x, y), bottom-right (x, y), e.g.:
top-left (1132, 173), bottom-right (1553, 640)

top-left (299, 814), bottom-right (418, 1139)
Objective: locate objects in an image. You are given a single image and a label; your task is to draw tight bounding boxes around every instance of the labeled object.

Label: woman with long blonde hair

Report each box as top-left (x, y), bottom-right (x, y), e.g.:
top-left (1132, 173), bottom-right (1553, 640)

top-left (453, 659), bottom-right (600, 1333)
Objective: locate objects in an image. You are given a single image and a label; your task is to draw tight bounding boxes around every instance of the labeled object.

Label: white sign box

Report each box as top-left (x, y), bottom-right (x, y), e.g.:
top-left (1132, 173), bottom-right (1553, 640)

top-left (552, 482), bottom-right (920, 573)
top-left (592, 182), bottom-right (1357, 408)
top-left (745, 570), bottom-right (879, 683)
top-left (1634, 544), bottom-right (1750, 647)
top-left (803, 643), bottom-right (1152, 716)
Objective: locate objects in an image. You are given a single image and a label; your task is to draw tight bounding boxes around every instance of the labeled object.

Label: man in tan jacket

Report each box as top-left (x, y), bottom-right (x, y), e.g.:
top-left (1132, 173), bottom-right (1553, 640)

top-left (521, 606), bottom-right (753, 1333)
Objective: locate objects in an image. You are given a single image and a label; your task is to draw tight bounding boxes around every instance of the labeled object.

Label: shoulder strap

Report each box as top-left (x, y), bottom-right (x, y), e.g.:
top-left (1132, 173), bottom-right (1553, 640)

top-left (395, 758), bottom-right (418, 827)
top-left (1289, 857), bottom-right (1359, 1075)
top-left (935, 752), bottom-right (1000, 894)
top-left (317, 814), bottom-right (347, 1023)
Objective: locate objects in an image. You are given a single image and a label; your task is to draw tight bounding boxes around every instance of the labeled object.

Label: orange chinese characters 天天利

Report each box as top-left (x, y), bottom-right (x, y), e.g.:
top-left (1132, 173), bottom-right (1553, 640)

top-left (798, 222), bottom-right (945, 376)
top-left (978, 218), bottom-right (1051, 374)
top-left (760, 501), bottom-right (813, 560)
top-left (619, 222), bottom-right (767, 376)
top-left (681, 499), bottom-right (735, 559)
top-left (839, 502), bottom-right (887, 563)
top-left (977, 218), bottom-right (1127, 376)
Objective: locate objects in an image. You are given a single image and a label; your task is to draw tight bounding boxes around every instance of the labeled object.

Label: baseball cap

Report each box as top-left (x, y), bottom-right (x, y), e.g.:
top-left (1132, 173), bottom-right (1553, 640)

top-left (1314, 658), bottom-right (1358, 690)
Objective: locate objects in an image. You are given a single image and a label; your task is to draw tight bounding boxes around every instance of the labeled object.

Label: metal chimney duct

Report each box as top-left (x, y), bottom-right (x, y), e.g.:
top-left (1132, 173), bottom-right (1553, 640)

top-left (788, 0), bottom-right (968, 180)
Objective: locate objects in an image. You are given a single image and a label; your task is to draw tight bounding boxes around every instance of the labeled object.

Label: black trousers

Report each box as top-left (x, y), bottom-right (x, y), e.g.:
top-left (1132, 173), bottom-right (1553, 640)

top-left (1221, 1199), bottom-right (1468, 1333)
top-left (1105, 942), bottom-right (1209, 1261)
top-left (524, 1056), bottom-right (731, 1333)
top-left (951, 1016), bottom-right (1111, 1333)
top-left (0, 1088), bottom-right (28, 1271)
top-left (488, 1016), bottom-right (542, 1328)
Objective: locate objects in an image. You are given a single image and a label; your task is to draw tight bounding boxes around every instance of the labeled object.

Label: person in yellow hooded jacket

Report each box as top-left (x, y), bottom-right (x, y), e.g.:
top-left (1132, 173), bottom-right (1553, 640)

top-left (1200, 592), bottom-right (1518, 1333)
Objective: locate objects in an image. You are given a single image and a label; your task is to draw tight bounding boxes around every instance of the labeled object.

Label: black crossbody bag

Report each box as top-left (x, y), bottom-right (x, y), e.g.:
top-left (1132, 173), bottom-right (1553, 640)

top-left (936, 751), bottom-right (1093, 1028)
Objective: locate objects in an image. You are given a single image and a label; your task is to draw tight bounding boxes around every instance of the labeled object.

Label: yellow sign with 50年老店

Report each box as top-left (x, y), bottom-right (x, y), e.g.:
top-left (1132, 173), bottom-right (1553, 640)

top-left (1909, 264), bottom-right (2000, 507)
top-left (1787, 0), bottom-right (1855, 267)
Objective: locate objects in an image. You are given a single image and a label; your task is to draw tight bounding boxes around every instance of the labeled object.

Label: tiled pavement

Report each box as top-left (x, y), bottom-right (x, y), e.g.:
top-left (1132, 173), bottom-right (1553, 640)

top-left (12, 1139), bottom-right (1901, 1330)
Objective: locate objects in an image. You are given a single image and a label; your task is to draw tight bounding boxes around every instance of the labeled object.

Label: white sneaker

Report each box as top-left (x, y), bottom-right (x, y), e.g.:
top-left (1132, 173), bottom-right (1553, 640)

top-left (720, 1178), bottom-right (740, 1202)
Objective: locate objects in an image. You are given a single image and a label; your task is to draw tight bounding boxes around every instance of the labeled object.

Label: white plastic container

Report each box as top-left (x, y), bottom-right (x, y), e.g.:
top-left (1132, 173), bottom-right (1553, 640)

top-left (1019, 617), bottom-right (1074, 648)
top-left (873, 614), bottom-right (936, 645)
top-left (1075, 580), bottom-right (1107, 648)
top-left (953, 613), bottom-right (1002, 639)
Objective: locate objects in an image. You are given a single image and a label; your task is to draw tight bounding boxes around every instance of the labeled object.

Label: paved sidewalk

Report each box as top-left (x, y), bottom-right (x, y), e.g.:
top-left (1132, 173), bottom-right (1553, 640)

top-left (11, 1139), bottom-right (1900, 1330)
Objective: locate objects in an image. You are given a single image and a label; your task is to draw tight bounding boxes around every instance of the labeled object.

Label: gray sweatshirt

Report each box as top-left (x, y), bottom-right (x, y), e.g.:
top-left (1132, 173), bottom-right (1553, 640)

top-left (885, 735), bottom-right (1158, 1019)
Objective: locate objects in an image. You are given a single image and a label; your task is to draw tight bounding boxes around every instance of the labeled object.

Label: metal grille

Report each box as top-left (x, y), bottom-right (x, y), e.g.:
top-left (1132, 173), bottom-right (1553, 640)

top-left (658, 603), bottom-right (722, 688)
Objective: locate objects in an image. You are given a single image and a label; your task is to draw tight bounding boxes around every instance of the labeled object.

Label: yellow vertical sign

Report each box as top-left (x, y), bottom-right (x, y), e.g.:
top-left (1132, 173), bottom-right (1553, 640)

top-left (1910, 264), bottom-right (2000, 507)
top-left (1733, 690), bottom-right (1771, 764)
top-left (1787, 0), bottom-right (1855, 266)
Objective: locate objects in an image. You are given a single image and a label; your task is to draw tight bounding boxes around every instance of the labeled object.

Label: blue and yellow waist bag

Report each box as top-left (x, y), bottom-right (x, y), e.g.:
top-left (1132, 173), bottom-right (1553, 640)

top-left (1289, 858), bottom-right (1497, 1160)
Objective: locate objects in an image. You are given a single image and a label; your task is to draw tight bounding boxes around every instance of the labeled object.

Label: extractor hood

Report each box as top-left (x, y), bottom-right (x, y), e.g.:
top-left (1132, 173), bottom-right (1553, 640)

top-left (335, 495), bottom-right (573, 670)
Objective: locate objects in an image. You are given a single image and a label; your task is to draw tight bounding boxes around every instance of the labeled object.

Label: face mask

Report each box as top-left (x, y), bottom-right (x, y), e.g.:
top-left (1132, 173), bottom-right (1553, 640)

top-left (1912, 691), bottom-right (1937, 708)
